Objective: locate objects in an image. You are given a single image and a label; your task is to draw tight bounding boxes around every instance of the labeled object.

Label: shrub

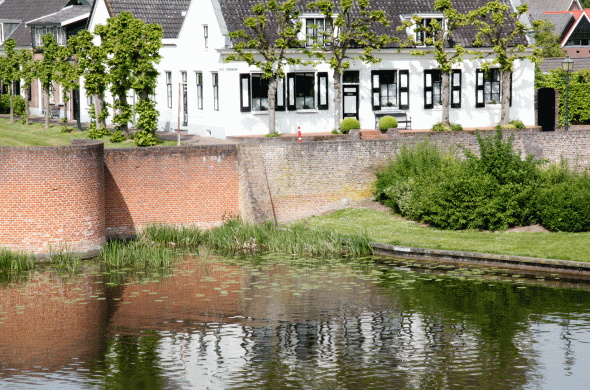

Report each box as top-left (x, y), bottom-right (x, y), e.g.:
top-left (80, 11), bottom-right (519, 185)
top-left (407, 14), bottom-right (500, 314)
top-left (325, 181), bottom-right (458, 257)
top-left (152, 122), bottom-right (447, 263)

top-left (340, 117), bottom-right (360, 134)
top-left (509, 119), bottom-right (525, 129)
top-left (110, 129), bottom-right (126, 143)
top-left (0, 94), bottom-right (25, 115)
top-left (450, 123), bottom-right (463, 131)
top-left (87, 124), bottom-right (111, 140)
top-left (134, 129), bottom-right (160, 147)
top-left (379, 115), bottom-right (398, 130)
top-left (432, 122), bottom-right (447, 132)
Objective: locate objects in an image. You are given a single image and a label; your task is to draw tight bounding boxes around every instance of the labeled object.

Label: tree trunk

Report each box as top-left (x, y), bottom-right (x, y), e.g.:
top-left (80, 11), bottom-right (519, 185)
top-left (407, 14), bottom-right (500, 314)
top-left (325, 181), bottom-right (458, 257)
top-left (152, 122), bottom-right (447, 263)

top-left (268, 76), bottom-right (278, 134)
top-left (500, 70), bottom-right (511, 125)
top-left (24, 86), bottom-right (30, 126)
top-left (45, 88), bottom-right (51, 129)
top-left (9, 85), bottom-right (14, 123)
top-left (333, 71), bottom-right (342, 131)
top-left (94, 94), bottom-right (101, 128)
top-left (118, 94), bottom-right (129, 135)
top-left (441, 71), bottom-right (451, 126)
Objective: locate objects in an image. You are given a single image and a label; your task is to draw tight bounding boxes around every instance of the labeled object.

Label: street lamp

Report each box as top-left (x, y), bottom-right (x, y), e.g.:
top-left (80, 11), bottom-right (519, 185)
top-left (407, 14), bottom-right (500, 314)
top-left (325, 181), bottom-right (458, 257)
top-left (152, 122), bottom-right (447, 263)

top-left (561, 55), bottom-right (574, 131)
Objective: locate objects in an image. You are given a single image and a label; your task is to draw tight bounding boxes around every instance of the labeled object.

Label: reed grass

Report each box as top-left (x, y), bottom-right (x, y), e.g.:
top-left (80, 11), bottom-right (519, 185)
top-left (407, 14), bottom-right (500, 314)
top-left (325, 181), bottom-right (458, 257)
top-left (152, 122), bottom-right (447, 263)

top-left (142, 224), bottom-right (203, 249)
top-left (49, 249), bottom-right (81, 274)
top-left (0, 249), bottom-right (35, 272)
top-left (101, 239), bottom-right (174, 268)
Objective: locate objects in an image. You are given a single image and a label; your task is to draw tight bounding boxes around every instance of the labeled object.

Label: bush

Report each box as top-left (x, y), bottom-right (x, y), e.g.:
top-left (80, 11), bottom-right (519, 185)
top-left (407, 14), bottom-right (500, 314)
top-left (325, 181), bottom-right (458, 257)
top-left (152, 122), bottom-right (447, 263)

top-left (450, 123), bottom-right (463, 131)
top-left (134, 129), bottom-right (160, 147)
top-left (87, 124), bottom-right (111, 140)
top-left (379, 116), bottom-right (398, 130)
top-left (432, 122), bottom-right (447, 132)
top-left (340, 117), bottom-right (360, 134)
top-left (0, 94), bottom-right (25, 115)
top-left (110, 129), bottom-right (126, 143)
top-left (509, 119), bottom-right (526, 129)
top-left (535, 169), bottom-right (590, 232)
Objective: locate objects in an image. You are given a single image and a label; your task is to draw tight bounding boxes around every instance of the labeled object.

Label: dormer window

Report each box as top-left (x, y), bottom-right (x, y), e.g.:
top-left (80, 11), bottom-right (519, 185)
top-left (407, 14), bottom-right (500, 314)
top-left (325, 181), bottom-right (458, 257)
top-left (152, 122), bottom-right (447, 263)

top-left (415, 17), bottom-right (441, 46)
top-left (33, 26), bottom-right (67, 47)
top-left (0, 21), bottom-right (21, 45)
top-left (305, 17), bottom-right (326, 47)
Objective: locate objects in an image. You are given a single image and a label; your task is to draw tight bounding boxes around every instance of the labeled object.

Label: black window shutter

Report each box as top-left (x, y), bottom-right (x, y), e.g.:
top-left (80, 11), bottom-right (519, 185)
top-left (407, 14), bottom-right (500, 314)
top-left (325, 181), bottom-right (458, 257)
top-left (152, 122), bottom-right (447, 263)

top-left (424, 70), bottom-right (434, 109)
top-left (287, 73), bottom-right (296, 111)
top-left (239, 74), bottom-right (251, 112)
top-left (399, 70), bottom-right (410, 110)
top-left (451, 70), bottom-right (461, 109)
top-left (371, 70), bottom-right (380, 111)
top-left (509, 72), bottom-right (513, 107)
top-left (318, 72), bottom-right (329, 110)
top-left (276, 77), bottom-right (285, 111)
top-left (476, 69), bottom-right (485, 108)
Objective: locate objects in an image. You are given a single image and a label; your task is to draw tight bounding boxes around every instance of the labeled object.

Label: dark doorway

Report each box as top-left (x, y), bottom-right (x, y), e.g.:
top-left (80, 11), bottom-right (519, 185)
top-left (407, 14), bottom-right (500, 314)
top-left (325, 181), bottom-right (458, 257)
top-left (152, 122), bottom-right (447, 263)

top-left (538, 88), bottom-right (555, 131)
top-left (342, 85), bottom-right (359, 120)
top-left (73, 89), bottom-right (80, 121)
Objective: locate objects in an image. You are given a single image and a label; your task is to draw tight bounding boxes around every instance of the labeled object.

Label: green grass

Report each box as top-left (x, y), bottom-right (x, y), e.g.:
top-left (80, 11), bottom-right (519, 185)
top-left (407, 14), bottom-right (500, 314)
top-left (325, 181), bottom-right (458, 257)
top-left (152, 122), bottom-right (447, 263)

top-left (0, 118), bottom-right (176, 148)
top-left (303, 208), bottom-right (590, 262)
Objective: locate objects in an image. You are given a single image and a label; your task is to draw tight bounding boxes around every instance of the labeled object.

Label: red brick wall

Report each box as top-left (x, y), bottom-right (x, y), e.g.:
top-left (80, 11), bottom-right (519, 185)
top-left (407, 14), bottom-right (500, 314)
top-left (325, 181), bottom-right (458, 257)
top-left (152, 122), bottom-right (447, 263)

top-left (104, 145), bottom-right (239, 237)
top-left (0, 141), bottom-right (105, 257)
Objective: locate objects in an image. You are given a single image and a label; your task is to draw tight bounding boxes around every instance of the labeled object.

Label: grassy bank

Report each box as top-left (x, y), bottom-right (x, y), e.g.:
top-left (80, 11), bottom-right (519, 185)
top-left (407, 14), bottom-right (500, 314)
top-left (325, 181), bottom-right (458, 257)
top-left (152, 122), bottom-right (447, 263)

top-left (0, 118), bottom-right (175, 148)
top-left (304, 208), bottom-right (590, 262)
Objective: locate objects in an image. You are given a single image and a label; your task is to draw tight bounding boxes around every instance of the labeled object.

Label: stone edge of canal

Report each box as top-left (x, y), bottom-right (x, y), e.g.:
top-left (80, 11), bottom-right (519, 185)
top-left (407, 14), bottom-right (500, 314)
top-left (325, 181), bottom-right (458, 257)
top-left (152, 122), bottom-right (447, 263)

top-left (371, 242), bottom-right (590, 277)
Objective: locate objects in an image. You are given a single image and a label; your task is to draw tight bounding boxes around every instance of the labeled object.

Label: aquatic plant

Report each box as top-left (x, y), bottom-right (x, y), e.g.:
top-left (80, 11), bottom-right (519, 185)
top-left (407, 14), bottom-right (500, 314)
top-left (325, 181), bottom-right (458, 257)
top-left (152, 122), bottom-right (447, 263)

top-left (142, 224), bottom-right (203, 249)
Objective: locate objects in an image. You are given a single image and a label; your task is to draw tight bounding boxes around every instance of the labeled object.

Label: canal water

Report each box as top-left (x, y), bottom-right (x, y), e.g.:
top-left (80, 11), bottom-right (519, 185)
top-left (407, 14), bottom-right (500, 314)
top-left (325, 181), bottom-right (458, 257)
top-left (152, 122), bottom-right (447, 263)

top-left (1, 252), bottom-right (590, 389)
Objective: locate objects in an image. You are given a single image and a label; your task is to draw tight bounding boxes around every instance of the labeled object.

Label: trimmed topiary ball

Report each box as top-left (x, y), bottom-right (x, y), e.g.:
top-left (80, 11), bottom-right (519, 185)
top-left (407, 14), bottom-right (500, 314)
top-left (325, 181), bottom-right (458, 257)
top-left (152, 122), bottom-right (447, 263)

top-left (379, 115), bottom-right (398, 131)
top-left (340, 117), bottom-right (361, 134)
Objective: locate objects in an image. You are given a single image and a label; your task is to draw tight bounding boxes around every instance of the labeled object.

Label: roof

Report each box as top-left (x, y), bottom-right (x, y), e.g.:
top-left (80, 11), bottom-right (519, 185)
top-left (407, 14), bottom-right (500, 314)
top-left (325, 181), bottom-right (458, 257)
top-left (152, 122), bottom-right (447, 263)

top-left (522, 0), bottom-right (581, 21)
top-left (538, 56), bottom-right (590, 73)
top-left (0, 0), bottom-right (69, 47)
top-left (103, 0), bottom-right (191, 39)
top-left (218, 0), bottom-right (526, 49)
top-left (26, 5), bottom-right (92, 27)
top-left (543, 13), bottom-right (575, 41)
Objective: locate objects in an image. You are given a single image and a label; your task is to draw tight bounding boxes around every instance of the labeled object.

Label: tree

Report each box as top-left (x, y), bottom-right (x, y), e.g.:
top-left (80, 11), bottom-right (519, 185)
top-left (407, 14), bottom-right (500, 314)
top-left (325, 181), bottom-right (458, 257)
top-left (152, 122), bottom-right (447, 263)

top-left (69, 29), bottom-right (109, 129)
top-left (468, 1), bottom-right (542, 124)
top-left (17, 49), bottom-right (38, 126)
top-left (2, 39), bottom-right (19, 123)
top-left (305, 0), bottom-right (390, 130)
top-left (533, 20), bottom-right (565, 59)
top-left (225, 0), bottom-right (305, 134)
top-left (37, 34), bottom-right (61, 128)
top-left (399, 0), bottom-right (470, 126)
top-left (54, 42), bottom-right (80, 126)
top-left (96, 11), bottom-right (163, 139)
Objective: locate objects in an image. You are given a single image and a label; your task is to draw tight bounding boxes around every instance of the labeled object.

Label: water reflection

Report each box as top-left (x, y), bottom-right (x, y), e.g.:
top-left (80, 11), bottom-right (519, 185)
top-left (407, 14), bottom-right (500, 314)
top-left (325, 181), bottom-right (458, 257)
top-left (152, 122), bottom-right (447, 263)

top-left (1, 254), bottom-right (590, 389)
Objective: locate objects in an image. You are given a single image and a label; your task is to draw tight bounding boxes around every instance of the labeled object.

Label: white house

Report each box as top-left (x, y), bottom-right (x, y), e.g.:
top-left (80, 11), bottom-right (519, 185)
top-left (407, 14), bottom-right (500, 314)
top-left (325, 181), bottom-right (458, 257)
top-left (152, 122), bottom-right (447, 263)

top-left (84, 0), bottom-right (536, 138)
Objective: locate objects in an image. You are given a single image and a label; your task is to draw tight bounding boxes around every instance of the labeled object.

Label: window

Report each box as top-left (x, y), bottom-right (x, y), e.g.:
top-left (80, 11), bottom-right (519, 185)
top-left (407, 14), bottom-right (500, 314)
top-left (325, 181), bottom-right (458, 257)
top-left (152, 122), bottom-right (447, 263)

top-left (251, 74), bottom-right (269, 111)
top-left (306, 17), bottom-right (326, 46)
top-left (371, 70), bottom-right (409, 110)
top-left (476, 69), bottom-right (511, 107)
top-left (343, 71), bottom-right (359, 84)
top-left (32, 26), bottom-right (66, 47)
top-left (166, 71), bottom-right (172, 108)
top-left (181, 71), bottom-right (188, 126)
top-left (204, 25), bottom-right (208, 48)
top-left (287, 72), bottom-right (314, 110)
top-left (240, 74), bottom-right (286, 112)
top-left (212, 72), bottom-right (219, 111)
top-left (415, 18), bottom-right (441, 46)
top-left (423, 70), bottom-right (461, 109)
top-left (196, 72), bottom-right (203, 110)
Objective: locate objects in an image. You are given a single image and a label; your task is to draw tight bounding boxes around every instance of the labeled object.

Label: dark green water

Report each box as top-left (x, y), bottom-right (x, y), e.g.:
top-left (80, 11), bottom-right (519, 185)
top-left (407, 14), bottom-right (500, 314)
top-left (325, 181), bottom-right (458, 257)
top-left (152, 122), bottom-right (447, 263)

top-left (1, 253), bottom-right (589, 389)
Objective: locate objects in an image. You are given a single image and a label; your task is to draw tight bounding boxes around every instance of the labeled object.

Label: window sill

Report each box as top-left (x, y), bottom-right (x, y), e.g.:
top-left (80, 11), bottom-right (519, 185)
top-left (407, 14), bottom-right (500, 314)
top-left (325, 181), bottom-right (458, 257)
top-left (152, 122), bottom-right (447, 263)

top-left (296, 109), bottom-right (319, 114)
top-left (253, 110), bottom-right (269, 115)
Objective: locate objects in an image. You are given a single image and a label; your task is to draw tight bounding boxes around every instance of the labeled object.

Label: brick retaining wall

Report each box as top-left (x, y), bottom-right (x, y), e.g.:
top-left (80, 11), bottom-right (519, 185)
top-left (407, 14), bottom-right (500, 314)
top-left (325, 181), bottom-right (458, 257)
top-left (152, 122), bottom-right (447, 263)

top-left (0, 141), bottom-right (105, 257)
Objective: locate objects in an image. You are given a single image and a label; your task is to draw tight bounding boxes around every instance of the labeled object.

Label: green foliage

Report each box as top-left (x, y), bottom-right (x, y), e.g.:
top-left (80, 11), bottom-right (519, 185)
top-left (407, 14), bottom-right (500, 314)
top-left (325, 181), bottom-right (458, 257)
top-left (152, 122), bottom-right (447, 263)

top-left (110, 129), bottom-right (126, 143)
top-left (305, 0), bottom-right (390, 130)
top-left (134, 129), bottom-right (160, 147)
top-left (431, 122), bottom-right (462, 131)
top-left (0, 94), bottom-right (25, 115)
top-left (225, 0), bottom-right (305, 134)
top-left (87, 125), bottom-right (111, 139)
top-left (379, 116), bottom-right (398, 130)
top-left (375, 132), bottom-right (542, 231)
top-left (265, 132), bottom-right (281, 137)
top-left (509, 119), bottom-right (525, 129)
top-left (536, 69), bottom-right (590, 126)
top-left (134, 99), bottom-right (158, 134)
top-left (533, 20), bottom-right (566, 58)
top-left (340, 117), bottom-right (360, 133)
top-left (535, 165), bottom-right (590, 232)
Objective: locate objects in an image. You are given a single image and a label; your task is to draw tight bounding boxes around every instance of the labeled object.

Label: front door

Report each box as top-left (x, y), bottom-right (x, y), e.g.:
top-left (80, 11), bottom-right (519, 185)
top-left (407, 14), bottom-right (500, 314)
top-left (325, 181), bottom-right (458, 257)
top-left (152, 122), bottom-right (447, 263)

top-left (343, 85), bottom-right (359, 120)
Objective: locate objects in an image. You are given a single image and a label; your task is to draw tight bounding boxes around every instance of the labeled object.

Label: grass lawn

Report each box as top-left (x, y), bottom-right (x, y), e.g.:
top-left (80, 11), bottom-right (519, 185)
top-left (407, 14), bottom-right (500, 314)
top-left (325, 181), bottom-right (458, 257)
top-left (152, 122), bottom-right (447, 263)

top-left (0, 118), bottom-right (176, 148)
top-left (304, 207), bottom-right (590, 262)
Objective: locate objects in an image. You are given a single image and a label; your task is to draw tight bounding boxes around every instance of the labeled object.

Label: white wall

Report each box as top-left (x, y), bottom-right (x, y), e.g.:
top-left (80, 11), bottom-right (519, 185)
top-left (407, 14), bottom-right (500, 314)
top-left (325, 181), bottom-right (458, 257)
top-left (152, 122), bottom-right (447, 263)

top-left (81, 0), bottom-right (536, 138)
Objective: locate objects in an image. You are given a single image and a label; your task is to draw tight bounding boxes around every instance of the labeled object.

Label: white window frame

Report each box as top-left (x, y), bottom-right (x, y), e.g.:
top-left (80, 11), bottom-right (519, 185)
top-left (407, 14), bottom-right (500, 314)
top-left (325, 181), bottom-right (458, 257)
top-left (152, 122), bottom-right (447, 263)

top-left (195, 72), bottom-right (203, 110)
top-left (203, 25), bottom-right (208, 49)
top-left (166, 71), bottom-right (172, 109)
top-left (212, 72), bottom-right (219, 111)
